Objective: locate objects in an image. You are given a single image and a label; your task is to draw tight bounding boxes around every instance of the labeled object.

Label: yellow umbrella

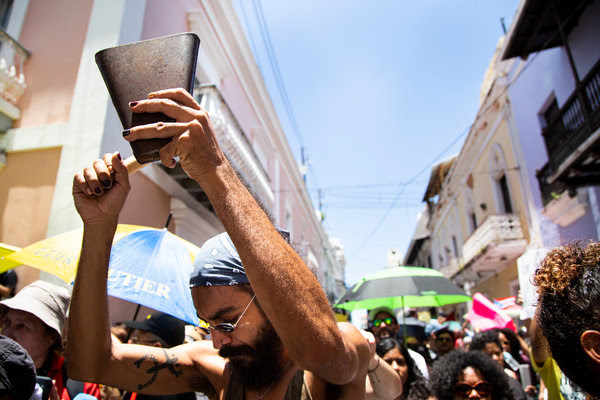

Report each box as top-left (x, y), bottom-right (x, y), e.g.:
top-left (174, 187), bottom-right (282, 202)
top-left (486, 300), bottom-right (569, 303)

top-left (0, 242), bottom-right (21, 273)
top-left (3, 224), bottom-right (196, 284)
top-left (4, 223), bottom-right (202, 325)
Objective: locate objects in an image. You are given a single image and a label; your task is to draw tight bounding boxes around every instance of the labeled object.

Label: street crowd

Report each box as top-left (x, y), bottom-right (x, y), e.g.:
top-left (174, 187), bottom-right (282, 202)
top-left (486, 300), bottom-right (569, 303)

top-left (1, 89), bottom-right (599, 400)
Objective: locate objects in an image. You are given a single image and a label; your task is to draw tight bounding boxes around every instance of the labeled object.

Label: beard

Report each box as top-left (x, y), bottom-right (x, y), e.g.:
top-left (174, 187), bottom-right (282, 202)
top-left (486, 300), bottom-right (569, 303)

top-left (219, 321), bottom-right (286, 390)
top-left (376, 327), bottom-right (395, 340)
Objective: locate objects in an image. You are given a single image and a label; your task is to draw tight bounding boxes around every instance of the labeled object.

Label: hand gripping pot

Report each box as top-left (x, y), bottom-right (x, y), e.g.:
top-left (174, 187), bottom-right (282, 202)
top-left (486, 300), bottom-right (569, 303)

top-left (95, 33), bottom-right (201, 164)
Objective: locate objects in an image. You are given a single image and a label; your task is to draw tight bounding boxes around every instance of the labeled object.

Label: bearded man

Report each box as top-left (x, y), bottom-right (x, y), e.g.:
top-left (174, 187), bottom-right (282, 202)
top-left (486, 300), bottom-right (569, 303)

top-left (67, 89), bottom-right (397, 400)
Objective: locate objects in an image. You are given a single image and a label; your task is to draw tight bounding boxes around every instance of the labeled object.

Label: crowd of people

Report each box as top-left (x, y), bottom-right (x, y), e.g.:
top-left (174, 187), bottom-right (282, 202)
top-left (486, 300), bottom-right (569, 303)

top-left (1, 88), bottom-right (599, 399)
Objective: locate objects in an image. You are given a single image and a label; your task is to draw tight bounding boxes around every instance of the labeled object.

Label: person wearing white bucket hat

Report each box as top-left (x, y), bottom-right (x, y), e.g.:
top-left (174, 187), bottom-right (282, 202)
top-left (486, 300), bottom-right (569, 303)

top-left (0, 280), bottom-right (100, 399)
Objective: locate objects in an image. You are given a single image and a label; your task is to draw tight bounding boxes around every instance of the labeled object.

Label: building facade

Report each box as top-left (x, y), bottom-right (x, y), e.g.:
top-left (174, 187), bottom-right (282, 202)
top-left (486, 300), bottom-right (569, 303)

top-left (500, 0), bottom-right (600, 315)
top-left (404, 0), bottom-right (600, 313)
top-left (404, 39), bottom-right (531, 302)
top-left (501, 0), bottom-right (600, 245)
top-left (0, 0), bottom-right (345, 318)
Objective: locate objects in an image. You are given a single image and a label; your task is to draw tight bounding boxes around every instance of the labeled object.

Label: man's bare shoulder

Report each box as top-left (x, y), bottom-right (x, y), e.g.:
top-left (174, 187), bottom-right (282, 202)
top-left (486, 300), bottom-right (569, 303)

top-left (302, 322), bottom-right (369, 400)
top-left (303, 369), bottom-right (367, 400)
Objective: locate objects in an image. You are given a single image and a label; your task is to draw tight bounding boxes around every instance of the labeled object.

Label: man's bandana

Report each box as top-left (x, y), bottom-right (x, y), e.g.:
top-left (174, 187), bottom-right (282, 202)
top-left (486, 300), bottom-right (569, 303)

top-left (189, 232), bottom-right (249, 287)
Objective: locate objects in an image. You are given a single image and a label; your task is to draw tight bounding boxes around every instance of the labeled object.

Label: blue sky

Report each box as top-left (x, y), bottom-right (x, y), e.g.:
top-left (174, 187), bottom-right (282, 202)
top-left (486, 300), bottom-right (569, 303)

top-left (234, 1), bottom-right (521, 286)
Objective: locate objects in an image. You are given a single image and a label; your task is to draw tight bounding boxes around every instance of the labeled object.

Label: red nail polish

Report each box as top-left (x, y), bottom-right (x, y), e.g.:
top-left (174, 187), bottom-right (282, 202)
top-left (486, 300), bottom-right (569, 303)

top-left (129, 101), bottom-right (138, 107)
top-left (117, 152), bottom-right (122, 160)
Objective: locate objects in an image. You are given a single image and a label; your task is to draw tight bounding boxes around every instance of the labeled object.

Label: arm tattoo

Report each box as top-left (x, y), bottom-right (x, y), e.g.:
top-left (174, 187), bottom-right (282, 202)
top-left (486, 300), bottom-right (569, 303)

top-left (134, 349), bottom-right (184, 390)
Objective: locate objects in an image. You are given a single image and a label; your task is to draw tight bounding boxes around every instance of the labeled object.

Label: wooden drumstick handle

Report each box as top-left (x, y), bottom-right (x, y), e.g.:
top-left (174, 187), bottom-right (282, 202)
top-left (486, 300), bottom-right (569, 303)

top-left (123, 156), bottom-right (145, 175)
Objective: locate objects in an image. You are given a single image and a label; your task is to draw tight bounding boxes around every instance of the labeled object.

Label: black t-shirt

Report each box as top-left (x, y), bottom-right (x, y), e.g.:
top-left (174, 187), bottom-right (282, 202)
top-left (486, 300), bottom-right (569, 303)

top-left (507, 375), bottom-right (527, 400)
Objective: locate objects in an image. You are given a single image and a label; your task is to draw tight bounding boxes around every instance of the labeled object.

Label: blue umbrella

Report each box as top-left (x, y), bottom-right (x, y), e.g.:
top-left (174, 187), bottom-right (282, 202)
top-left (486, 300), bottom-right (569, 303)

top-left (107, 225), bottom-right (199, 325)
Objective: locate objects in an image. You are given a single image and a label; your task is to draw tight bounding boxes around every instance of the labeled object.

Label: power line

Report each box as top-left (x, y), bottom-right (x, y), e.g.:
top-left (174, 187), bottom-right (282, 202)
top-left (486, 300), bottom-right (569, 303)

top-left (345, 1), bottom-right (581, 260)
top-left (348, 125), bottom-right (470, 260)
top-left (251, 0), bottom-right (305, 149)
top-left (238, 0), bottom-right (262, 75)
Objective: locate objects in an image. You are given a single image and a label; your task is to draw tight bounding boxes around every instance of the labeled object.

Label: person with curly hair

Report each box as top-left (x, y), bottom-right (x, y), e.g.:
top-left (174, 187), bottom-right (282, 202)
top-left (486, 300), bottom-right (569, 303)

top-left (429, 350), bottom-right (512, 400)
top-left (533, 241), bottom-right (600, 398)
top-left (366, 338), bottom-right (433, 400)
top-left (470, 331), bottom-right (527, 400)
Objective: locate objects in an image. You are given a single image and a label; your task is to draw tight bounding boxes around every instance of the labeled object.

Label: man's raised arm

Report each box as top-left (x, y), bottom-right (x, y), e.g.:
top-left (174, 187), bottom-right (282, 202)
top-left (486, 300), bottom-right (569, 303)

top-left (125, 88), bottom-right (370, 386)
top-left (67, 152), bottom-right (220, 395)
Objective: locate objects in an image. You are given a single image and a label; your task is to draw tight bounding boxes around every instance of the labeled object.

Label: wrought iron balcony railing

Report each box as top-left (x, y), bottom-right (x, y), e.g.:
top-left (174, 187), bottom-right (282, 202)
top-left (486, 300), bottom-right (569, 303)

top-left (197, 84), bottom-right (273, 206)
top-left (537, 58), bottom-right (600, 204)
top-left (0, 27), bottom-right (29, 105)
top-left (159, 84), bottom-right (273, 213)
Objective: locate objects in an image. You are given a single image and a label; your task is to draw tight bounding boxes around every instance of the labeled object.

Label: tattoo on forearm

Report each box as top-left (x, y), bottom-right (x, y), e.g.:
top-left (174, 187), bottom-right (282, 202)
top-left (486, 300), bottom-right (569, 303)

top-left (134, 350), bottom-right (183, 390)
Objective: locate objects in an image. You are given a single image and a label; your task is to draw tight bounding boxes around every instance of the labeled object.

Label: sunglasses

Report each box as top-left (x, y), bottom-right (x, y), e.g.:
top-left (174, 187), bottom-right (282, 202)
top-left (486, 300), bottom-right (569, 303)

top-left (373, 317), bottom-right (396, 327)
top-left (196, 294), bottom-right (256, 335)
top-left (454, 381), bottom-right (491, 398)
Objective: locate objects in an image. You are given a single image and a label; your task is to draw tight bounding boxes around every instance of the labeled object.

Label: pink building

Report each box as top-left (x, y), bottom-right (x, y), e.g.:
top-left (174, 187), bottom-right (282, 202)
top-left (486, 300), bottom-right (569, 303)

top-left (0, 0), bottom-right (345, 320)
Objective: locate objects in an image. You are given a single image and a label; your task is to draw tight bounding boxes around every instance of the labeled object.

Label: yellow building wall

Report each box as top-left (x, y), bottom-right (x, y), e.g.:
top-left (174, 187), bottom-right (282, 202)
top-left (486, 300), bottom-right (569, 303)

top-left (468, 118), bottom-right (529, 241)
top-left (472, 261), bottom-right (519, 300)
top-left (431, 108), bottom-right (530, 301)
top-left (0, 148), bottom-right (61, 289)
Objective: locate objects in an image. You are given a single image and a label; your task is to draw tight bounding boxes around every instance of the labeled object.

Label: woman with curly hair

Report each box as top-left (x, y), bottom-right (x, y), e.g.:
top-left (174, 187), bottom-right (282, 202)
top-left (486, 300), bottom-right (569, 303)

top-left (533, 241), bottom-right (600, 397)
top-left (429, 350), bottom-right (512, 400)
top-left (368, 338), bottom-right (433, 400)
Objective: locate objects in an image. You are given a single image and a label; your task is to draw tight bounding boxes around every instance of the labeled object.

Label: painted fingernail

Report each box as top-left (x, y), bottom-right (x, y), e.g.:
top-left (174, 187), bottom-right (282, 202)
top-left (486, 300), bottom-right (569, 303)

top-left (94, 187), bottom-right (103, 195)
top-left (116, 152), bottom-right (122, 160)
top-left (102, 179), bottom-right (112, 188)
top-left (122, 129), bottom-right (130, 137)
top-left (129, 101), bottom-right (138, 107)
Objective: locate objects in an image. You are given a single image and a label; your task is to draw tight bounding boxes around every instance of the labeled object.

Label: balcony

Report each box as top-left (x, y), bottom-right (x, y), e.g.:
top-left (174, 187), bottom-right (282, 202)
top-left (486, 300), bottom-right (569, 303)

top-left (460, 214), bottom-right (527, 278)
top-left (159, 84), bottom-right (273, 212)
top-left (537, 58), bottom-right (600, 205)
top-left (0, 27), bottom-right (29, 130)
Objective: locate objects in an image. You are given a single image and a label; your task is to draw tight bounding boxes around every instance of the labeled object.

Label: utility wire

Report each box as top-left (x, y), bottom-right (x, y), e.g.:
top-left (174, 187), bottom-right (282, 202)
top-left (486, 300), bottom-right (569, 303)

top-left (347, 2), bottom-right (586, 259)
top-left (251, 0), bottom-right (305, 149)
top-left (238, 0), bottom-right (262, 75)
top-left (348, 125), bottom-right (470, 260)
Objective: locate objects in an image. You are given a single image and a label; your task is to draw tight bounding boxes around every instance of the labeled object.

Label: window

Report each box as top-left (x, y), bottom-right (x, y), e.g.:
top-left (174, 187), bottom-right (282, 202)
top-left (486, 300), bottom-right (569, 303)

top-left (542, 97), bottom-right (560, 128)
top-left (451, 236), bottom-right (459, 257)
top-left (464, 187), bottom-right (477, 234)
top-left (0, 0), bottom-right (13, 29)
top-left (470, 212), bottom-right (478, 230)
top-left (498, 174), bottom-right (513, 213)
top-left (489, 144), bottom-right (514, 215)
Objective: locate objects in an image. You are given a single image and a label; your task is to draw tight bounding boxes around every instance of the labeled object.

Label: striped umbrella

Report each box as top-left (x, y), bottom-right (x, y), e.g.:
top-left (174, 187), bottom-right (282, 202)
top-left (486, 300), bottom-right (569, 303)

top-left (334, 266), bottom-right (470, 311)
top-left (4, 224), bottom-right (200, 324)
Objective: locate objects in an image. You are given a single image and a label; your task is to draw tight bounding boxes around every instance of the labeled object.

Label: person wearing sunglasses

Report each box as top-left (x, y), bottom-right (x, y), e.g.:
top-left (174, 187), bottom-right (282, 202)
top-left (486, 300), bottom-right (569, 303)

top-left (67, 89), bottom-right (379, 400)
top-left (430, 350), bottom-right (512, 400)
top-left (470, 331), bottom-right (527, 400)
top-left (365, 338), bottom-right (433, 400)
top-left (368, 307), bottom-right (429, 380)
top-left (369, 307), bottom-right (399, 342)
top-left (432, 327), bottom-right (455, 361)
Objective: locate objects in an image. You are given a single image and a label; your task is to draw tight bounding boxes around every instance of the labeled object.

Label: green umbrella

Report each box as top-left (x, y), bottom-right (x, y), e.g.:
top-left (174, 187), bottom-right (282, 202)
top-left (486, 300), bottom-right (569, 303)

top-left (334, 266), bottom-right (471, 311)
